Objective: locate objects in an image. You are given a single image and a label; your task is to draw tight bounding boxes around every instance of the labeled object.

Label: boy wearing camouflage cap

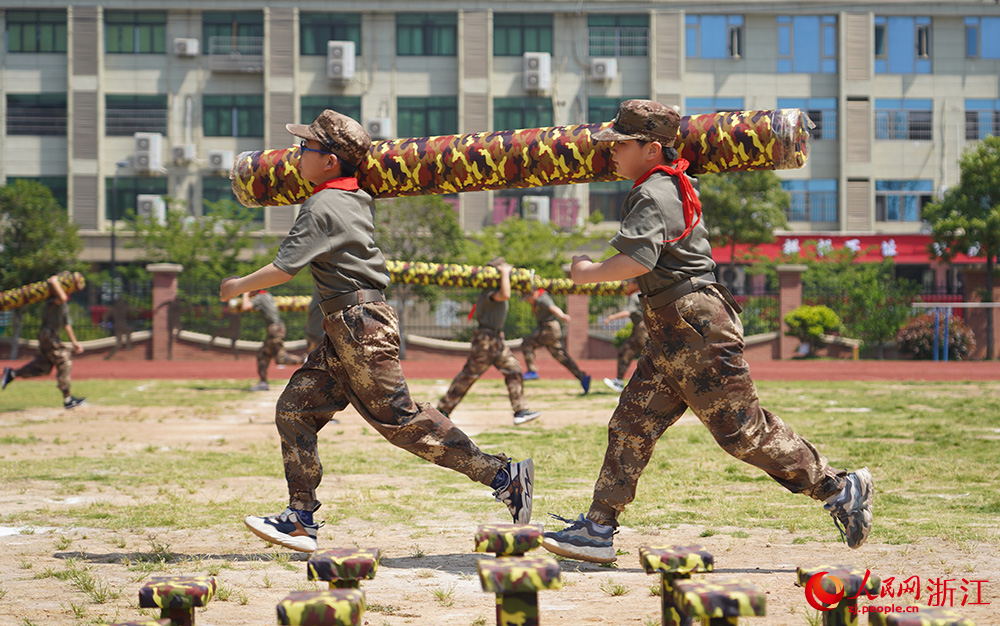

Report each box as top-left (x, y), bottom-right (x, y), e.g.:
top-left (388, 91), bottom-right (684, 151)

top-left (542, 100), bottom-right (873, 563)
top-left (221, 110), bottom-right (533, 552)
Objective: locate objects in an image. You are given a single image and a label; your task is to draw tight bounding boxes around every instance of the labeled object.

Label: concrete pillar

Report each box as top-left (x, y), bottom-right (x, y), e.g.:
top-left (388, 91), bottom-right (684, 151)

top-left (776, 264), bottom-right (807, 360)
top-left (566, 294), bottom-right (590, 359)
top-left (148, 263), bottom-right (183, 361)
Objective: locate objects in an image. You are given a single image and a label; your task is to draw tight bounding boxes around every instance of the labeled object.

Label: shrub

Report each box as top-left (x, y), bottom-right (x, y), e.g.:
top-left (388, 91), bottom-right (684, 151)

top-left (613, 322), bottom-right (633, 348)
top-left (783, 305), bottom-right (842, 355)
top-left (896, 314), bottom-right (976, 360)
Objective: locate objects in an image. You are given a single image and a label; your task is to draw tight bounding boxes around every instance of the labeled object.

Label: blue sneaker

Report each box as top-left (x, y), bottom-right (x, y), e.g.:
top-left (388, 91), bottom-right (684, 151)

top-left (493, 458), bottom-right (534, 524)
top-left (1, 367), bottom-right (14, 390)
top-left (581, 375), bottom-right (591, 394)
top-left (245, 508), bottom-right (320, 552)
top-left (542, 513), bottom-right (616, 563)
top-left (523, 371), bottom-right (539, 380)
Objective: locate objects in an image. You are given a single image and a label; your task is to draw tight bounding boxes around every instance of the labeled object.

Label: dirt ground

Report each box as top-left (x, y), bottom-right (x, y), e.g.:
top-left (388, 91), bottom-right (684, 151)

top-left (1, 377), bottom-right (998, 626)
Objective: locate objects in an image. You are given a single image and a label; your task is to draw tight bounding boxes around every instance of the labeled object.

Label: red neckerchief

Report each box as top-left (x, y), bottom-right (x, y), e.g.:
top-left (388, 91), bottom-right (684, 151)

top-left (633, 159), bottom-right (702, 243)
top-left (310, 176), bottom-right (360, 196)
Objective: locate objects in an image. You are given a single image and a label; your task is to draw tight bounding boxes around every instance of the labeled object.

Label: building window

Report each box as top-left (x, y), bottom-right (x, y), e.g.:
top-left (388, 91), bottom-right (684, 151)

top-left (4, 10), bottom-right (66, 53)
top-left (965, 99), bottom-right (1000, 141)
top-left (588, 97), bottom-right (643, 124)
top-left (494, 13), bottom-right (553, 56)
top-left (684, 97), bottom-right (744, 117)
top-left (776, 15), bottom-right (837, 73)
top-left (105, 95), bottom-right (168, 136)
top-left (396, 13), bottom-right (457, 56)
top-left (777, 98), bottom-right (837, 140)
top-left (300, 96), bottom-right (362, 131)
top-left (396, 97), bottom-right (458, 137)
top-left (202, 95), bottom-right (264, 137)
top-left (781, 179), bottom-right (838, 222)
top-left (588, 15), bottom-right (648, 57)
top-left (203, 11), bottom-right (263, 68)
top-left (5, 177), bottom-right (68, 210)
top-left (494, 97), bottom-right (553, 131)
top-left (6, 94), bottom-right (67, 135)
top-left (105, 11), bottom-right (166, 54)
top-left (685, 15), bottom-right (744, 59)
top-left (965, 17), bottom-right (1000, 59)
top-left (875, 99), bottom-right (933, 141)
top-left (202, 176), bottom-right (262, 221)
top-left (874, 16), bottom-right (931, 74)
top-left (300, 13), bottom-right (361, 56)
top-left (105, 176), bottom-right (169, 220)
top-left (875, 180), bottom-right (933, 223)
top-left (589, 180), bottom-right (633, 222)
top-left (202, 11), bottom-right (263, 41)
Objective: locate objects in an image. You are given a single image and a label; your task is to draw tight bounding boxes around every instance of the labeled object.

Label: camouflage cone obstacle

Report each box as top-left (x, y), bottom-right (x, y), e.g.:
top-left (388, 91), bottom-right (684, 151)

top-left (230, 109), bottom-right (812, 207)
top-left (0, 272), bottom-right (86, 313)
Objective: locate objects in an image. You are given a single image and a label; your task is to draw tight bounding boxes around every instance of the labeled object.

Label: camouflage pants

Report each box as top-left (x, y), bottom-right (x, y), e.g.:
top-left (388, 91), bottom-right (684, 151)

top-left (15, 330), bottom-right (72, 395)
top-left (257, 323), bottom-right (304, 382)
top-left (275, 301), bottom-right (507, 511)
top-left (437, 328), bottom-right (527, 416)
top-left (521, 320), bottom-right (585, 380)
top-left (616, 321), bottom-right (648, 380)
top-left (588, 285), bottom-right (846, 527)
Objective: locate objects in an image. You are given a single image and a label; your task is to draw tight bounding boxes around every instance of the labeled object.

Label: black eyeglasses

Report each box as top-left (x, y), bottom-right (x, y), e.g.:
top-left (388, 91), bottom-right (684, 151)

top-left (299, 140), bottom-right (336, 155)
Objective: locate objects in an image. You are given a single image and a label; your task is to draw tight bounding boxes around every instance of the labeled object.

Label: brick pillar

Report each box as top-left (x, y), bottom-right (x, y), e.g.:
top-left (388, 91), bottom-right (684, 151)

top-left (961, 267), bottom-right (1000, 360)
top-left (148, 263), bottom-right (183, 361)
top-left (566, 294), bottom-right (590, 359)
top-left (776, 264), bottom-right (807, 360)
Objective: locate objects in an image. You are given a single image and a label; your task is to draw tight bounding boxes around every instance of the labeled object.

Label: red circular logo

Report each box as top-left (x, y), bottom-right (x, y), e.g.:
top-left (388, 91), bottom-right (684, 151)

top-left (805, 571), bottom-right (845, 611)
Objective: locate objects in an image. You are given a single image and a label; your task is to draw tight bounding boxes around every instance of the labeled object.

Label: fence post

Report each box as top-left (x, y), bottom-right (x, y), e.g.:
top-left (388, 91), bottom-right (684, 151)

top-left (148, 263), bottom-right (183, 361)
top-left (776, 264), bottom-right (807, 360)
top-left (566, 294), bottom-right (590, 359)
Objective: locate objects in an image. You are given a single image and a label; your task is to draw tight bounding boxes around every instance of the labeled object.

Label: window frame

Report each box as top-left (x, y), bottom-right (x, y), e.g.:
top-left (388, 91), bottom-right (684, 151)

top-left (781, 179), bottom-right (838, 223)
top-left (202, 94), bottom-right (265, 138)
top-left (4, 10), bottom-right (67, 54)
top-left (300, 96), bottom-right (362, 131)
top-left (299, 12), bottom-right (361, 56)
top-left (5, 93), bottom-right (67, 136)
top-left (875, 99), bottom-right (933, 141)
top-left (493, 96), bottom-right (554, 131)
top-left (105, 94), bottom-right (169, 136)
top-left (874, 180), bottom-right (933, 223)
top-left (493, 13), bottom-right (553, 56)
top-left (587, 14), bottom-right (649, 58)
top-left (396, 96), bottom-right (459, 137)
top-left (395, 13), bottom-right (457, 57)
top-left (964, 98), bottom-right (1000, 141)
top-left (104, 10), bottom-right (167, 54)
top-left (685, 15), bottom-right (744, 60)
top-left (776, 15), bottom-right (837, 74)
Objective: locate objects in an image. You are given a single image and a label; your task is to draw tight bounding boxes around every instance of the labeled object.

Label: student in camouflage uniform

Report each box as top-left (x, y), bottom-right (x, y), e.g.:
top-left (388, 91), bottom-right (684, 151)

top-left (242, 289), bottom-right (304, 391)
top-left (220, 110), bottom-right (533, 553)
top-left (437, 258), bottom-right (541, 426)
top-left (2, 275), bottom-right (86, 409)
top-left (543, 100), bottom-right (874, 564)
top-left (602, 279), bottom-right (646, 393)
top-left (520, 288), bottom-right (591, 394)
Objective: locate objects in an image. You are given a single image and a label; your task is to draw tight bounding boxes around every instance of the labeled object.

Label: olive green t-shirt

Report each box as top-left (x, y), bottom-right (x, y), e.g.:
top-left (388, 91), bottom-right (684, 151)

top-left (41, 300), bottom-right (70, 334)
top-left (272, 186), bottom-right (390, 300)
top-left (532, 291), bottom-right (559, 325)
top-left (250, 291), bottom-right (282, 326)
top-left (609, 170), bottom-right (715, 298)
top-left (475, 288), bottom-right (508, 333)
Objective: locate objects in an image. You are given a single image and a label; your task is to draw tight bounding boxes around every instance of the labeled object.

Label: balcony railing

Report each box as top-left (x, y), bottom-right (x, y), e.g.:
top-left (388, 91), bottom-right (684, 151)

top-left (588, 27), bottom-right (649, 57)
top-left (106, 109), bottom-right (168, 136)
top-left (6, 111), bottom-right (67, 136)
top-left (208, 36), bottom-right (264, 73)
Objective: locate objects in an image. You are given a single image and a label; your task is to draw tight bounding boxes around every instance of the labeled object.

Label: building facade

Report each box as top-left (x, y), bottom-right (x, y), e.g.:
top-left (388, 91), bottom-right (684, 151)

top-left (1, 1), bottom-right (998, 286)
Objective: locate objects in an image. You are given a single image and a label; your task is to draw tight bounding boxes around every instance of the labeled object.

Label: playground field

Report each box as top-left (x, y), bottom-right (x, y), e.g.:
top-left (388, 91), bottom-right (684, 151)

top-left (0, 363), bottom-right (998, 625)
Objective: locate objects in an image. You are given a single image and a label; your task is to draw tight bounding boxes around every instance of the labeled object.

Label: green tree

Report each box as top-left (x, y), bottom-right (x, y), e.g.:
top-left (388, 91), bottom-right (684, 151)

top-left (0, 180), bottom-right (84, 357)
top-left (922, 136), bottom-right (1000, 359)
top-left (839, 262), bottom-right (921, 359)
top-left (698, 170), bottom-right (789, 280)
top-left (784, 305), bottom-right (842, 356)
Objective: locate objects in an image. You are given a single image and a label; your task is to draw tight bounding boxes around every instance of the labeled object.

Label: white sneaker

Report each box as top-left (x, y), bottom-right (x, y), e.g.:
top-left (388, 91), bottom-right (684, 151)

top-left (244, 508), bottom-right (319, 552)
top-left (513, 409), bottom-right (541, 425)
top-left (603, 377), bottom-right (625, 393)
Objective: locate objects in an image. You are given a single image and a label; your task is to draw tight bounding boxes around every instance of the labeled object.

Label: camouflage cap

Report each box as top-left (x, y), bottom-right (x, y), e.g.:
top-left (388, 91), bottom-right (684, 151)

top-left (286, 109), bottom-right (370, 166)
top-left (592, 99), bottom-right (680, 146)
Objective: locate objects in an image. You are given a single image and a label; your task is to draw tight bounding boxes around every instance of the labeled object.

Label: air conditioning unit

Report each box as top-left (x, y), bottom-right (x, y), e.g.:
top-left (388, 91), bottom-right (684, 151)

top-left (134, 132), bottom-right (163, 172)
top-left (207, 150), bottom-right (234, 172)
top-left (590, 58), bottom-right (617, 80)
top-left (716, 265), bottom-right (747, 295)
top-left (172, 144), bottom-right (196, 164)
top-left (136, 195), bottom-right (167, 224)
top-left (366, 118), bottom-right (392, 140)
top-left (326, 40), bottom-right (356, 81)
top-left (522, 195), bottom-right (550, 223)
top-left (523, 52), bottom-right (551, 91)
top-left (173, 38), bottom-right (199, 57)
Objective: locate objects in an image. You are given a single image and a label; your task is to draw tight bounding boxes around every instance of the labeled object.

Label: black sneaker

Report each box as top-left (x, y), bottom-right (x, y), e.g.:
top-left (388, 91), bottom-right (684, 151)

top-left (244, 508), bottom-right (320, 552)
top-left (513, 409), bottom-right (541, 425)
top-left (63, 396), bottom-right (86, 409)
top-left (249, 381), bottom-right (270, 392)
top-left (492, 458), bottom-right (534, 524)
top-left (1, 367), bottom-right (14, 390)
top-left (824, 468), bottom-right (874, 549)
top-left (542, 513), bottom-right (617, 563)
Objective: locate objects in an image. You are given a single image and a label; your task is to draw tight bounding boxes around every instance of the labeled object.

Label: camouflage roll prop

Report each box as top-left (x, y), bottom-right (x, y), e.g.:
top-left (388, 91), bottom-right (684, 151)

top-left (231, 109), bottom-right (811, 207)
top-left (387, 260), bottom-right (628, 296)
top-left (0, 272), bottom-right (86, 313)
top-left (226, 295), bottom-right (313, 314)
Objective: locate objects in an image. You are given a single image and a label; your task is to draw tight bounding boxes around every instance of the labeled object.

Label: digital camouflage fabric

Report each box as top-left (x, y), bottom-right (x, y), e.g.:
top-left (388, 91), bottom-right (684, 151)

top-left (307, 547), bottom-right (381, 588)
top-left (673, 578), bottom-right (767, 622)
top-left (474, 523), bottom-right (543, 556)
top-left (231, 109), bottom-right (812, 207)
top-left (276, 588), bottom-right (365, 626)
top-left (0, 272), bottom-right (85, 313)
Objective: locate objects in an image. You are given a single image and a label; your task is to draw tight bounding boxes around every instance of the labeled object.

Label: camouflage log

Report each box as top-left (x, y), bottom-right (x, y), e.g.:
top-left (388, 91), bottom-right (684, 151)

top-left (230, 109), bottom-right (811, 207)
top-left (307, 548), bottom-right (381, 589)
top-left (640, 545), bottom-right (715, 626)
top-left (0, 272), bottom-right (86, 313)
top-left (474, 524), bottom-right (544, 557)
top-left (138, 575), bottom-right (216, 626)
top-left (673, 579), bottom-right (766, 624)
top-left (796, 565), bottom-right (882, 626)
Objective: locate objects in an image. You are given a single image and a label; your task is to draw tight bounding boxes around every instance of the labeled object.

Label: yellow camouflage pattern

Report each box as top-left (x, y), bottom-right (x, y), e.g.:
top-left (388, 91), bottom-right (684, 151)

top-left (276, 589), bottom-right (365, 626)
top-left (673, 578), bottom-right (766, 622)
top-left (869, 605), bottom-right (976, 626)
top-left (478, 555), bottom-right (562, 594)
top-left (307, 548), bottom-right (381, 589)
top-left (640, 545), bottom-right (715, 626)
top-left (138, 575), bottom-right (216, 610)
top-left (474, 524), bottom-right (543, 556)
top-left (0, 272), bottom-right (86, 313)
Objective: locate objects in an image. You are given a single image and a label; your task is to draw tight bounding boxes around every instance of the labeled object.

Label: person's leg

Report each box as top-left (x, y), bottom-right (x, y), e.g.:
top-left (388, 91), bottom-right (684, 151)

top-left (437, 329), bottom-right (493, 416)
top-left (617, 323), bottom-right (646, 380)
top-left (520, 325), bottom-right (542, 374)
top-left (493, 340), bottom-right (528, 414)
top-left (13, 333), bottom-right (56, 380)
top-left (272, 323), bottom-right (304, 366)
top-left (256, 335), bottom-right (274, 383)
top-left (540, 321), bottom-right (586, 380)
